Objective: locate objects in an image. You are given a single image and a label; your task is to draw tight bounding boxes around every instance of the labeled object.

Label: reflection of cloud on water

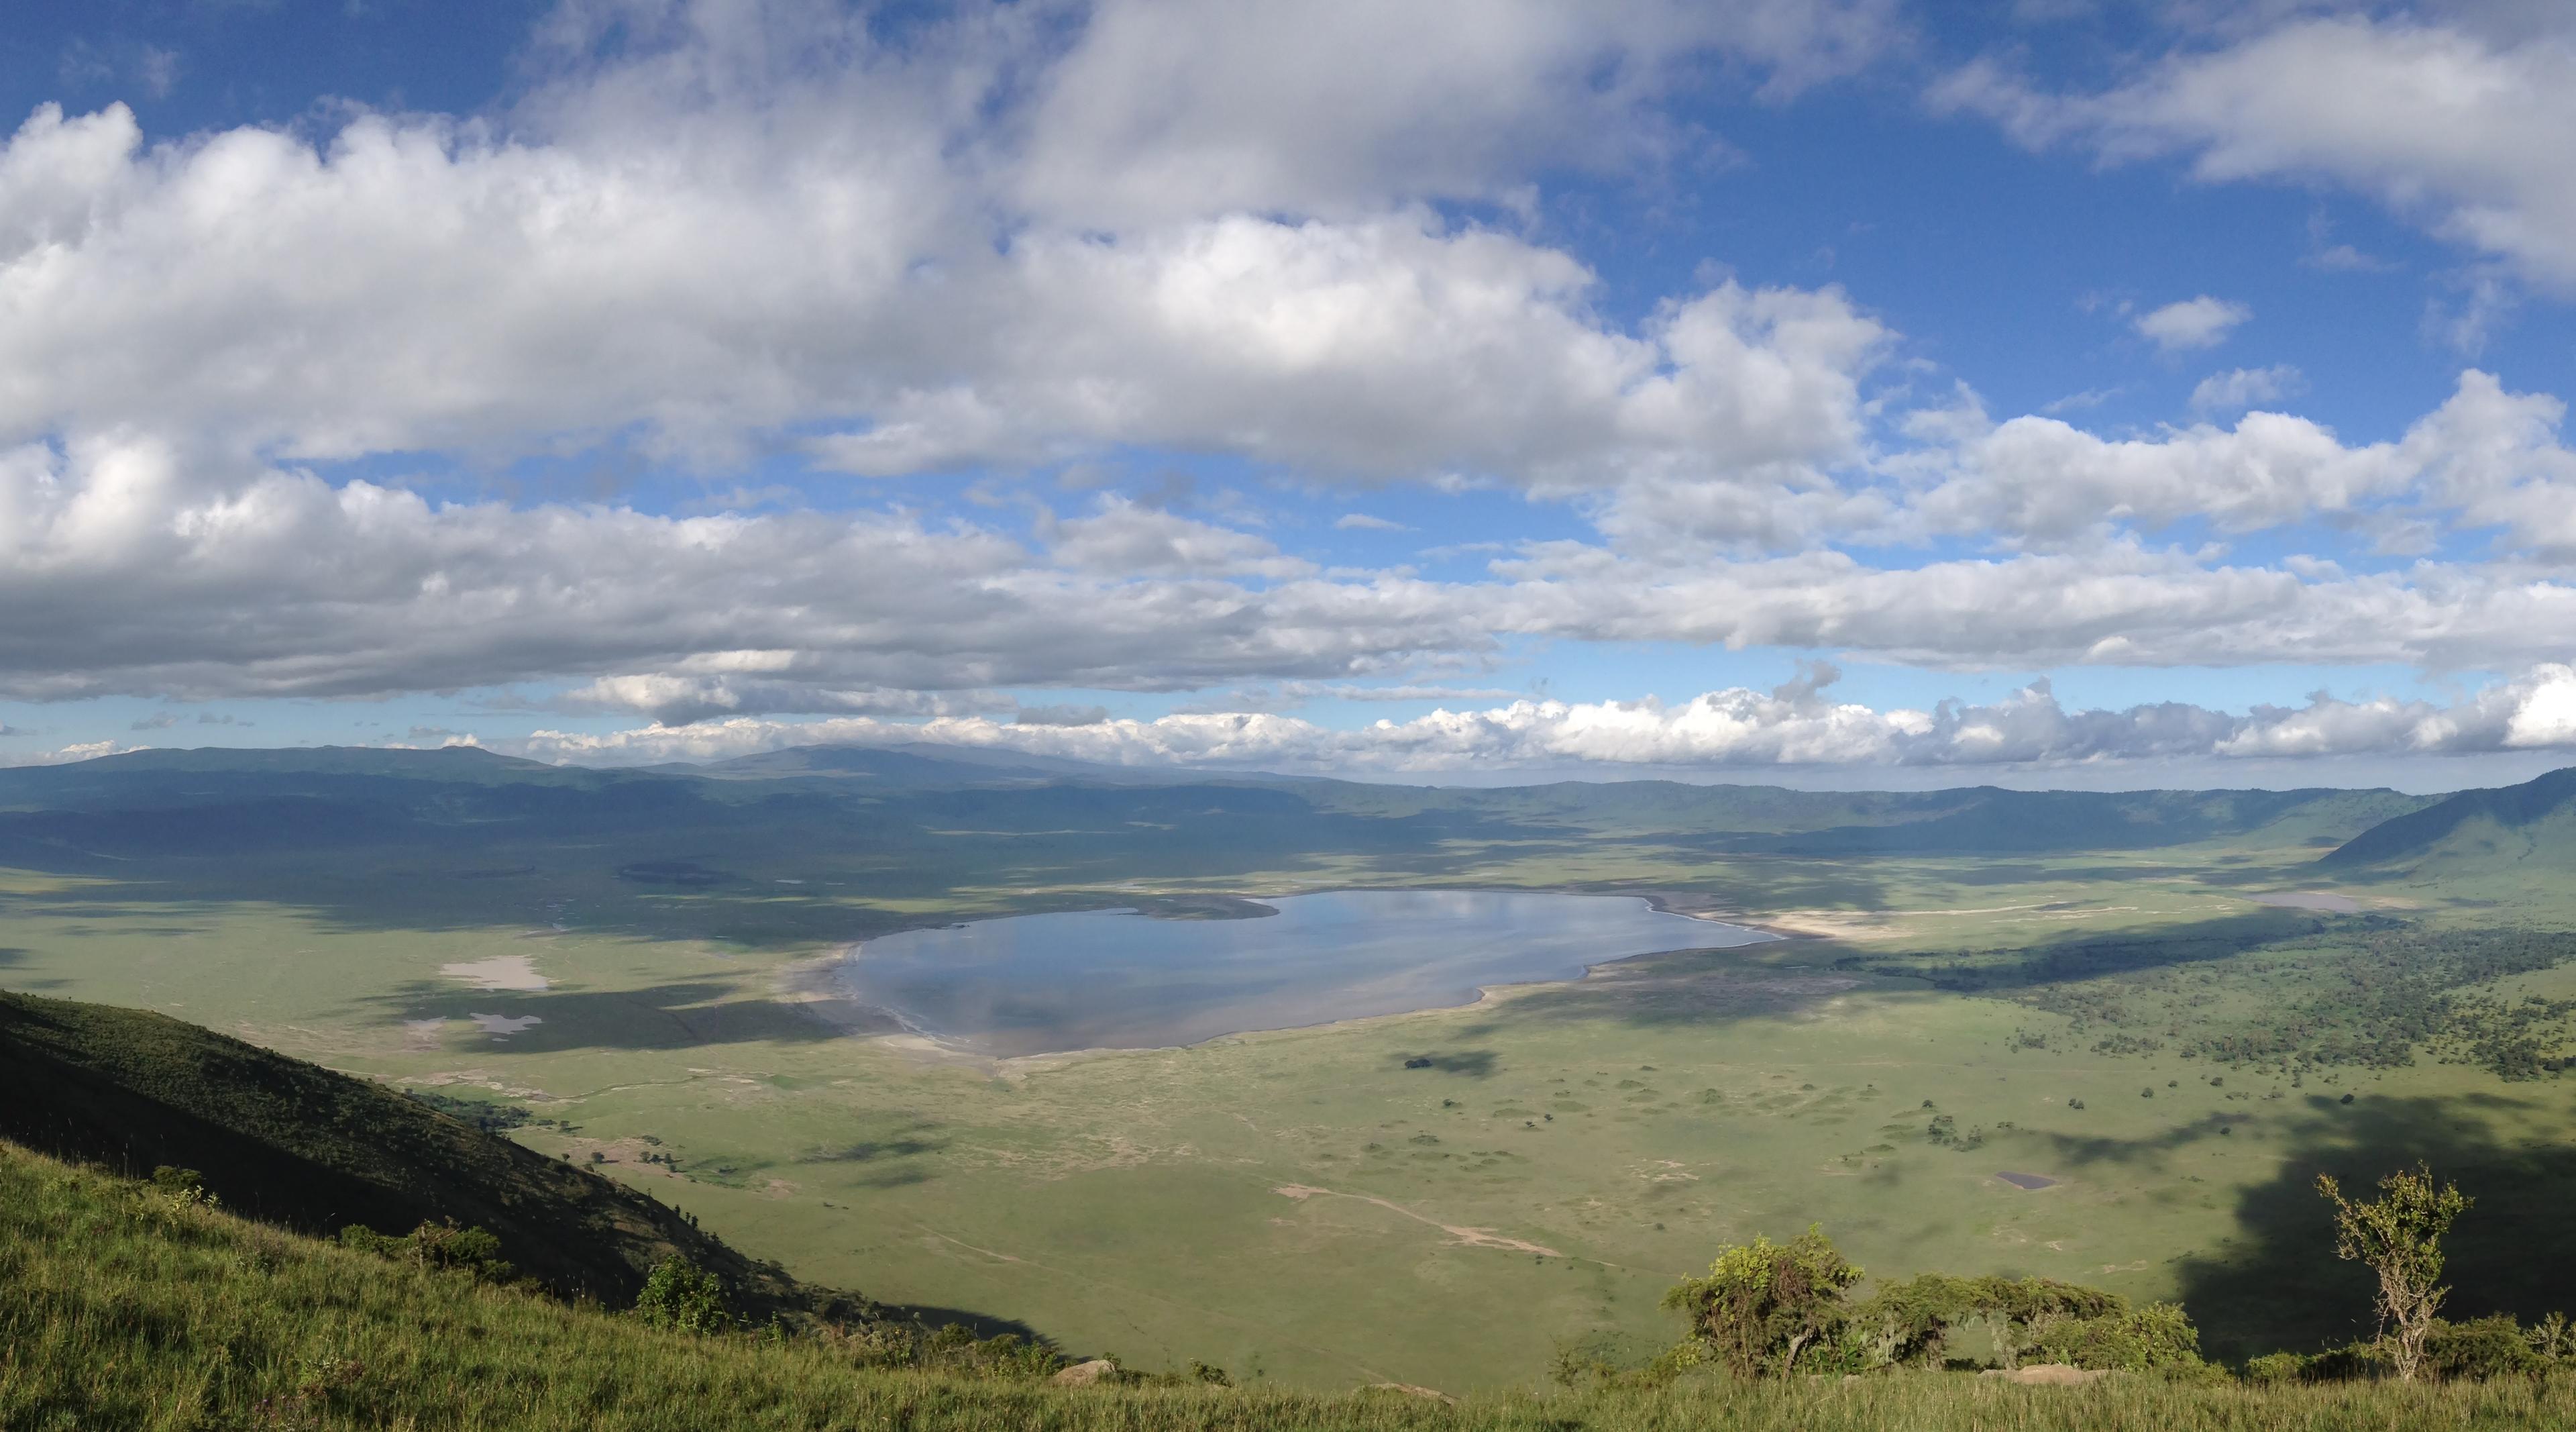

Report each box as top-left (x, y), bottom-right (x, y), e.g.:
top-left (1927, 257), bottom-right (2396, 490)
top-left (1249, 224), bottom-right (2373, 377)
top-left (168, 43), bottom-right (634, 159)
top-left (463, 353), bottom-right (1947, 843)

top-left (470, 1011), bottom-right (543, 1037)
top-left (833, 890), bottom-right (1776, 1058)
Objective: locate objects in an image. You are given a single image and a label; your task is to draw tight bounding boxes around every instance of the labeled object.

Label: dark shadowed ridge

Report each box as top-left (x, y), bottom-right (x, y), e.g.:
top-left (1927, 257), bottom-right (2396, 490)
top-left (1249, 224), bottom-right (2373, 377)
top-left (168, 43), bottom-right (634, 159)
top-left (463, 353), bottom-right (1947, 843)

top-left (0, 744), bottom-right (585, 807)
top-left (688, 741), bottom-right (1195, 785)
top-left (50, 744), bottom-right (551, 776)
top-left (2323, 766), bottom-right (2576, 871)
top-left (0, 990), bottom-right (826, 1316)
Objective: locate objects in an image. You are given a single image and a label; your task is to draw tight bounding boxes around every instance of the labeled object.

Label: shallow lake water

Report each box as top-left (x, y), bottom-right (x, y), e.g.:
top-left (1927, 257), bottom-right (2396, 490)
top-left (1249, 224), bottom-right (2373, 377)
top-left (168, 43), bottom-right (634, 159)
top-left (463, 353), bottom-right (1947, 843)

top-left (830, 889), bottom-right (1775, 1057)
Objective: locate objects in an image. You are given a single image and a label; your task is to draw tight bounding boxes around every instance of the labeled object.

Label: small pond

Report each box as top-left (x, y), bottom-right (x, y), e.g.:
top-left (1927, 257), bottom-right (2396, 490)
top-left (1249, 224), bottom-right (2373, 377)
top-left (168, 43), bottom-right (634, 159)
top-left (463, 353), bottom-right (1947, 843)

top-left (830, 889), bottom-right (1776, 1057)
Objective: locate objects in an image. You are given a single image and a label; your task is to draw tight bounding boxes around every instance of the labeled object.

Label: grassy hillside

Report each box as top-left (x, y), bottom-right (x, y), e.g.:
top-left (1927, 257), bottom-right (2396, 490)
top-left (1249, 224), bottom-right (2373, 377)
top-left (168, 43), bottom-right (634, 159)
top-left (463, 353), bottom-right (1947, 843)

top-left (2326, 766), bottom-right (2576, 875)
top-left (10, 1137), bottom-right (2576, 1431)
top-left (0, 990), bottom-right (810, 1313)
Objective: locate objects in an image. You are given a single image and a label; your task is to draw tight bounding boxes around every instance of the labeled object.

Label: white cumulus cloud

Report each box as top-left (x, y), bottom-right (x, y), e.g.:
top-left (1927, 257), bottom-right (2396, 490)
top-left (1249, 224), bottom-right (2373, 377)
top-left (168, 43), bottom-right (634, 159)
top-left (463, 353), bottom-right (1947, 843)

top-left (2134, 296), bottom-right (2251, 352)
top-left (2190, 364), bottom-right (2308, 414)
top-left (1939, 15), bottom-right (2576, 289)
top-left (509, 666), bottom-right (2576, 774)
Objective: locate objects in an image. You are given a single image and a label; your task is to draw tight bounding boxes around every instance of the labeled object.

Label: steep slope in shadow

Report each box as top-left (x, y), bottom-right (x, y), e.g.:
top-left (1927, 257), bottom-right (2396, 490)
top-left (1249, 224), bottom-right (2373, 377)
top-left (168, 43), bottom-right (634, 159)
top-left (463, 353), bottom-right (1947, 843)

top-left (0, 990), bottom-right (825, 1314)
top-left (2166, 1090), bottom-right (2576, 1361)
top-left (2324, 766), bottom-right (2576, 874)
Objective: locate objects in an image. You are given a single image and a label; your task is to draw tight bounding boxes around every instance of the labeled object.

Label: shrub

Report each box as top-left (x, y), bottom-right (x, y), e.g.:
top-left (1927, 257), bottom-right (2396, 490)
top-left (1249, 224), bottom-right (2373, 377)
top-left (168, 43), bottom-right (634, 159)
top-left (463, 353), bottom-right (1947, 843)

top-left (409, 1219), bottom-right (508, 1274)
top-left (2245, 1351), bottom-right (2308, 1384)
top-left (339, 1225), bottom-right (408, 1258)
top-left (149, 1165), bottom-right (215, 1209)
top-left (2255, 1341), bottom-right (2395, 1384)
top-left (635, 1256), bottom-right (733, 1335)
top-left (1829, 1272), bottom-right (2148, 1373)
top-left (338, 1217), bottom-right (515, 1282)
top-left (1661, 1225), bottom-right (1864, 1379)
top-left (2030, 1301), bottom-right (2204, 1372)
top-left (1547, 1332), bottom-right (1631, 1388)
top-left (1839, 1274), bottom-right (1972, 1371)
top-left (898, 1326), bottom-right (1071, 1380)
top-left (2302, 1343), bottom-right (2387, 1382)
top-left (2527, 1311), bottom-right (2573, 1362)
top-left (2428, 1316), bottom-right (2548, 1380)
top-left (1957, 1276), bottom-right (2123, 1370)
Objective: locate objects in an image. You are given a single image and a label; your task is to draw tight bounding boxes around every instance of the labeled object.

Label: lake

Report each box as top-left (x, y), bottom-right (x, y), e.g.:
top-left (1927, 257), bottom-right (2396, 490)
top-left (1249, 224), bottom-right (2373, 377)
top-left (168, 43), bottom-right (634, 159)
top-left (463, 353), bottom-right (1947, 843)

top-left (830, 889), bottom-right (1776, 1057)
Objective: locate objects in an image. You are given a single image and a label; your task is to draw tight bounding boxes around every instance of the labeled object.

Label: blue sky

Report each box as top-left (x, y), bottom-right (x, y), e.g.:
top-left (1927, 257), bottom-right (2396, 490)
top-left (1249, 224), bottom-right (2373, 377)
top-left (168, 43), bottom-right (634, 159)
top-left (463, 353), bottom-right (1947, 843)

top-left (2, 0), bottom-right (2575, 788)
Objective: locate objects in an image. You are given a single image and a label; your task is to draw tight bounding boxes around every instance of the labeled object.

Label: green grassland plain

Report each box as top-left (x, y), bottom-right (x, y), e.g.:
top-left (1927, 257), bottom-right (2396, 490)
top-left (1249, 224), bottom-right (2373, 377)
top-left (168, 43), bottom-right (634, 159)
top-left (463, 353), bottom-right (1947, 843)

top-left (3, 803), bottom-right (2571, 1393)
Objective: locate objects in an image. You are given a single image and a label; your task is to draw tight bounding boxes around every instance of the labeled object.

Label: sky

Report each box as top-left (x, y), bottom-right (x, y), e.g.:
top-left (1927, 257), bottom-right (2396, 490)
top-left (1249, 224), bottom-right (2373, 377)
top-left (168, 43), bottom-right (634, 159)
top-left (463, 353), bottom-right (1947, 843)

top-left (3, 0), bottom-right (2576, 790)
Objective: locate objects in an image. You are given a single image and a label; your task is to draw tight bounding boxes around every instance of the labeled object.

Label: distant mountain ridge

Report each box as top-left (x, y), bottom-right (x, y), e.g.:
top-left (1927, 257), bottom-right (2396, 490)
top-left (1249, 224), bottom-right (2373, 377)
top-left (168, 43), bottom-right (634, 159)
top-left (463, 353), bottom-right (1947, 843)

top-left (2324, 766), bottom-right (2576, 873)
top-left (0, 744), bottom-right (2440, 866)
top-left (690, 741), bottom-right (1185, 784)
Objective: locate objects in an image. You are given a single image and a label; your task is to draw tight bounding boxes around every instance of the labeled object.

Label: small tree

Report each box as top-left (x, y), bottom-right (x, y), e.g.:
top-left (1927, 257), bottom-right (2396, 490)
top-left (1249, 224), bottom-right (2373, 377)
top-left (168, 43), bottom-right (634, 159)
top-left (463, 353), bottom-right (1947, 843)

top-left (635, 1256), bottom-right (733, 1335)
top-left (409, 1219), bottom-right (508, 1274)
top-left (150, 1165), bottom-right (216, 1209)
top-left (2526, 1311), bottom-right (2572, 1362)
top-left (1842, 1273), bottom-right (1972, 1370)
top-left (1960, 1276), bottom-right (2124, 1370)
top-left (2031, 1301), bottom-right (2203, 1372)
top-left (2316, 1164), bottom-right (2469, 1382)
top-left (1662, 1225), bottom-right (1864, 1378)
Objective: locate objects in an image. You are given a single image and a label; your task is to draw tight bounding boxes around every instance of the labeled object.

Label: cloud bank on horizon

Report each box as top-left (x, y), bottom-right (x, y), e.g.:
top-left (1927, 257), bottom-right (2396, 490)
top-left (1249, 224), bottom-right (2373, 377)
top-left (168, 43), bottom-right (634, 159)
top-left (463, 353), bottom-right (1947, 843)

top-left (2, 0), bottom-right (2575, 782)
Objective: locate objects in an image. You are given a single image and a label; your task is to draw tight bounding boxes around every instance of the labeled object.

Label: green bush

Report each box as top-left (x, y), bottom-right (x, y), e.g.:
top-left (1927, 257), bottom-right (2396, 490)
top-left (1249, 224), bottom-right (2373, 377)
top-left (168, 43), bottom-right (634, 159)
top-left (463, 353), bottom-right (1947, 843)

top-left (1656, 1234), bottom-right (2185, 1382)
top-left (339, 1217), bottom-right (515, 1282)
top-left (2248, 1341), bottom-right (2394, 1384)
top-left (806, 1319), bottom-right (1072, 1379)
top-left (2244, 1351), bottom-right (2307, 1385)
top-left (1835, 1273), bottom-right (1974, 1371)
top-left (149, 1165), bottom-right (215, 1208)
top-left (2428, 1317), bottom-right (2549, 1380)
top-left (2526, 1311), bottom-right (2572, 1362)
top-left (1834, 1272), bottom-right (2129, 1372)
top-left (635, 1256), bottom-right (733, 1335)
top-left (2275, 1318), bottom-right (2558, 1383)
top-left (2305, 1343), bottom-right (2387, 1382)
top-left (1660, 1225), bottom-right (1865, 1379)
top-left (2032, 1301), bottom-right (2206, 1372)
top-left (338, 1224), bottom-right (408, 1258)
top-left (409, 1218), bottom-right (511, 1278)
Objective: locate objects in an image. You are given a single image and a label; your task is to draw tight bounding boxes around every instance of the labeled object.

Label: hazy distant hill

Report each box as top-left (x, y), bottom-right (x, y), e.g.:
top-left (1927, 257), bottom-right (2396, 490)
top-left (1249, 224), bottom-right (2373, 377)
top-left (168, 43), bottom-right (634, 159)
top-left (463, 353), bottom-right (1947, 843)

top-left (0, 990), bottom-right (810, 1312)
top-left (0, 742), bottom-right (560, 801)
top-left (2324, 766), bottom-right (2576, 874)
top-left (692, 741), bottom-right (1176, 784)
top-left (1311, 778), bottom-right (2431, 854)
top-left (0, 744), bottom-right (2438, 870)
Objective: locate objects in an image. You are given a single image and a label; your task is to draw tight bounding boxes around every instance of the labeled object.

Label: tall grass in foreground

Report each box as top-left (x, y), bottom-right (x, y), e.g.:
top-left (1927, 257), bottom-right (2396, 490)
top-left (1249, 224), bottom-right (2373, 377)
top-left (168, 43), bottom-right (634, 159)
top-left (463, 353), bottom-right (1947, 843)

top-left (6, 1140), bottom-right (2575, 1432)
